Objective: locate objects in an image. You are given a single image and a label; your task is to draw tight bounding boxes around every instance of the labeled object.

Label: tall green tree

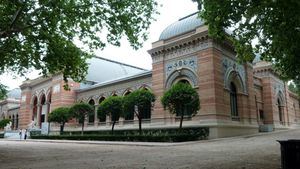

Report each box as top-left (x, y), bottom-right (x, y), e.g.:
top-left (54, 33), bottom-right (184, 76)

top-left (69, 103), bottom-right (94, 136)
top-left (0, 119), bottom-right (11, 129)
top-left (0, 1), bottom-right (158, 89)
top-left (0, 84), bottom-right (8, 100)
top-left (123, 89), bottom-right (155, 134)
top-left (97, 96), bottom-right (123, 134)
top-left (161, 83), bottom-right (200, 129)
top-left (48, 107), bottom-right (71, 135)
top-left (193, 0), bottom-right (300, 81)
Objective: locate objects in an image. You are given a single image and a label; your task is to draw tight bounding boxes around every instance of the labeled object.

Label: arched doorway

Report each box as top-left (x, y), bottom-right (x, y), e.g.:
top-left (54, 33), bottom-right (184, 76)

top-left (278, 98), bottom-right (283, 124)
top-left (32, 96), bottom-right (38, 124)
top-left (124, 90), bottom-right (134, 121)
top-left (230, 82), bottom-right (238, 119)
top-left (39, 94), bottom-right (46, 128)
top-left (98, 97), bottom-right (106, 122)
top-left (88, 99), bottom-right (95, 124)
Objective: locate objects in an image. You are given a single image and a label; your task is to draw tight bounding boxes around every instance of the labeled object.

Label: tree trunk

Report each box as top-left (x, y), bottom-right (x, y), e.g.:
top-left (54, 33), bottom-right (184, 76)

top-left (111, 121), bottom-right (116, 135)
top-left (138, 117), bottom-right (142, 135)
top-left (60, 123), bottom-right (64, 135)
top-left (81, 122), bottom-right (84, 136)
top-left (179, 112), bottom-right (184, 130)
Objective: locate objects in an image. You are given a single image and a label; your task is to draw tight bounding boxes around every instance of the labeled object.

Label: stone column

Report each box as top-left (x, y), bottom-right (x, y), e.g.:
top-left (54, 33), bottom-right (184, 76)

top-left (37, 104), bottom-right (41, 128)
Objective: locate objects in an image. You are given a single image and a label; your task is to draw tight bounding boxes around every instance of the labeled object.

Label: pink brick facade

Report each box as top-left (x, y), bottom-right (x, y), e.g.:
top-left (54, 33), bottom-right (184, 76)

top-left (14, 13), bottom-right (300, 138)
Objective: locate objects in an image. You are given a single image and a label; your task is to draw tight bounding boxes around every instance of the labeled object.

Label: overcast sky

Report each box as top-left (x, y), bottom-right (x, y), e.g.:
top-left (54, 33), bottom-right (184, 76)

top-left (0, 0), bottom-right (198, 90)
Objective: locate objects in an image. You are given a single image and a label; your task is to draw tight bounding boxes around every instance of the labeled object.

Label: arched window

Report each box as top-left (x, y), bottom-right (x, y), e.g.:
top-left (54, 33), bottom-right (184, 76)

top-left (178, 79), bottom-right (190, 85)
top-left (278, 98), bottom-right (283, 123)
top-left (230, 82), bottom-right (238, 119)
top-left (124, 91), bottom-right (134, 121)
top-left (88, 99), bottom-right (95, 123)
top-left (12, 115), bottom-right (15, 130)
top-left (98, 97), bottom-right (106, 122)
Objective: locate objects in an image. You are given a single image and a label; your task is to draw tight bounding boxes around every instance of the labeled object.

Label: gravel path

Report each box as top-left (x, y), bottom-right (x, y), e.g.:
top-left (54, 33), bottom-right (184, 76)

top-left (1, 129), bottom-right (300, 169)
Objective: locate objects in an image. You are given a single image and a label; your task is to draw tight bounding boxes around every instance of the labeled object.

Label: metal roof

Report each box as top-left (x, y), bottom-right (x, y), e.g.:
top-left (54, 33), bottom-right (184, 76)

top-left (80, 56), bottom-right (147, 89)
top-left (7, 88), bottom-right (21, 99)
top-left (159, 12), bottom-right (204, 40)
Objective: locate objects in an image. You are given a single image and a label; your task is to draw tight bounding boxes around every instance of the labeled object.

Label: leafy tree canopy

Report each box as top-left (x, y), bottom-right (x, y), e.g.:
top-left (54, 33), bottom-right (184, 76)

top-left (98, 96), bottom-right (123, 133)
top-left (194, 0), bottom-right (300, 81)
top-left (0, 0), bottom-right (158, 90)
top-left (48, 107), bottom-right (71, 134)
top-left (161, 83), bottom-right (200, 129)
top-left (98, 96), bottom-right (123, 122)
top-left (0, 119), bottom-right (11, 129)
top-left (0, 84), bottom-right (8, 100)
top-left (48, 107), bottom-right (71, 124)
top-left (123, 89), bottom-right (155, 120)
top-left (69, 103), bottom-right (93, 123)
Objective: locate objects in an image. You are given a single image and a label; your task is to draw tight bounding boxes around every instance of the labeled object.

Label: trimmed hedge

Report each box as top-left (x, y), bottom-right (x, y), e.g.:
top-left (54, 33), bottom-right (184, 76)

top-left (31, 127), bottom-right (209, 142)
top-left (31, 133), bottom-right (203, 142)
top-left (0, 133), bottom-right (4, 138)
top-left (62, 127), bottom-right (208, 136)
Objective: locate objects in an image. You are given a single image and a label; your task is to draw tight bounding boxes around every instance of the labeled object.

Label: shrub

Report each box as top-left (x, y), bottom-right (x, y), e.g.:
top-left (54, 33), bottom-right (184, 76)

top-left (31, 127), bottom-right (209, 142)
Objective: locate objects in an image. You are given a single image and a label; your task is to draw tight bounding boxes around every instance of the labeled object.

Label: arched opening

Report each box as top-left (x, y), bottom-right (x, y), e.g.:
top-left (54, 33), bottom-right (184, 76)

top-left (178, 79), bottom-right (190, 85)
top-left (39, 94), bottom-right (46, 127)
top-left (88, 99), bottom-right (95, 124)
top-left (278, 98), bottom-right (283, 124)
top-left (98, 97), bottom-right (106, 122)
top-left (230, 82), bottom-right (239, 119)
top-left (32, 96), bottom-right (38, 124)
top-left (124, 91), bottom-right (134, 121)
top-left (12, 115), bottom-right (15, 130)
top-left (46, 92), bottom-right (52, 122)
top-left (16, 114), bottom-right (19, 129)
top-left (112, 93), bottom-right (118, 97)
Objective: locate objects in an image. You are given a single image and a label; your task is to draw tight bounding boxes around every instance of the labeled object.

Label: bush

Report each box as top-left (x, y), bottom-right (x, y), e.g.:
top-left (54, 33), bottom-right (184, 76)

top-left (62, 127), bottom-right (208, 137)
top-left (0, 133), bottom-right (4, 138)
top-left (31, 127), bottom-right (209, 142)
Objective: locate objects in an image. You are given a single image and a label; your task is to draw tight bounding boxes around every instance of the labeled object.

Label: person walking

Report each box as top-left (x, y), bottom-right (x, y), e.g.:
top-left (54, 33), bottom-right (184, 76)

top-left (24, 129), bottom-right (28, 140)
top-left (19, 129), bottom-right (22, 140)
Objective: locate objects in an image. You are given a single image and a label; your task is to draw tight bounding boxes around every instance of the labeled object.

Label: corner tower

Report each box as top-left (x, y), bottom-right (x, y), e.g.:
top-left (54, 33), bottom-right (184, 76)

top-left (148, 13), bottom-right (258, 138)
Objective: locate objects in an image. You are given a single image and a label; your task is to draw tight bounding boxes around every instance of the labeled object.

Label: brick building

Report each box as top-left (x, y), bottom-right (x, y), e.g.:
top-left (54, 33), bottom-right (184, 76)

top-left (8, 13), bottom-right (300, 138)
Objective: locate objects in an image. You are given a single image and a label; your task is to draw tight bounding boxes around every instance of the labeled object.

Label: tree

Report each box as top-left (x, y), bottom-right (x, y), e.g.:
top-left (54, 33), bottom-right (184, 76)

top-left (69, 103), bottom-right (94, 136)
top-left (123, 89), bottom-right (155, 134)
top-left (193, 0), bottom-right (300, 81)
top-left (97, 96), bottom-right (123, 134)
top-left (48, 107), bottom-right (71, 135)
top-left (0, 119), bottom-right (11, 129)
top-left (0, 84), bottom-right (8, 100)
top-left (288, 80), bottom-right (300, 96)
top-left (161, 83), bottom-right (200, 129)
top-left (0, 1), bottom-right (158, 89)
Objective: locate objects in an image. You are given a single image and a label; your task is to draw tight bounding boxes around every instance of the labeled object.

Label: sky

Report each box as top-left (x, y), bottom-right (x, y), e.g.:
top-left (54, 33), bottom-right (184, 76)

top-left (0, 0), bottom-right (198, 90)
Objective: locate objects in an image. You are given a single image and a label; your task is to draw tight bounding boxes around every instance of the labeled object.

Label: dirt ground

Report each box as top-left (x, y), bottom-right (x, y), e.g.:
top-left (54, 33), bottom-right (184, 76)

top-left (1, 129), bottom-right (300, 169)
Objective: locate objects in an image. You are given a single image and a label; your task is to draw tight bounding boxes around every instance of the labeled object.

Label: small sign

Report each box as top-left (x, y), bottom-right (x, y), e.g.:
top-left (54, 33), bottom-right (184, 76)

top-left (41, 122), bottom-right (49, 135)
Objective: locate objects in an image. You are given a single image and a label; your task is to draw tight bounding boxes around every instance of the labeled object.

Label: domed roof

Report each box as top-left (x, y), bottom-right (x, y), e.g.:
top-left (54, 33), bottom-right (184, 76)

top-left (159, 12), bottom-right (204, 40)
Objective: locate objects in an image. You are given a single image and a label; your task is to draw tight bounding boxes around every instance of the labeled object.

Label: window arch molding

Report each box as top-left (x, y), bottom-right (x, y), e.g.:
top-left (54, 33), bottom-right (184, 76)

top-left (165, 68), bottom-right (198, 89)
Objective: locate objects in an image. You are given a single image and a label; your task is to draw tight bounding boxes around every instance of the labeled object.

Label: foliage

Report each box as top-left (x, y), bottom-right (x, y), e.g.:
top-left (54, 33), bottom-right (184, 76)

top-left (97, 96), bottom-right (123, 134)
top-left (0, 133), bottom-right (4, 138)
top-left (48, 107), bottom-right (71, 135)
top-left (288, 81), bottom-right (300, 96)
top-left (123, 89), bottom-right (155, 134)
top-left (161, 83), bottom-right (200, 129)
top-left (0, 1), bottom-right (158, 89)
top-left (69, 103), bottom-right (94, 135)
top-left (31, 127), bottom-right (209, 142)
top-left (0, 119), bottom-right (11, 129)
top-left (193, 0), bottom-right (300, 81)
top-left (0, 84), bottom-right (8, 100)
